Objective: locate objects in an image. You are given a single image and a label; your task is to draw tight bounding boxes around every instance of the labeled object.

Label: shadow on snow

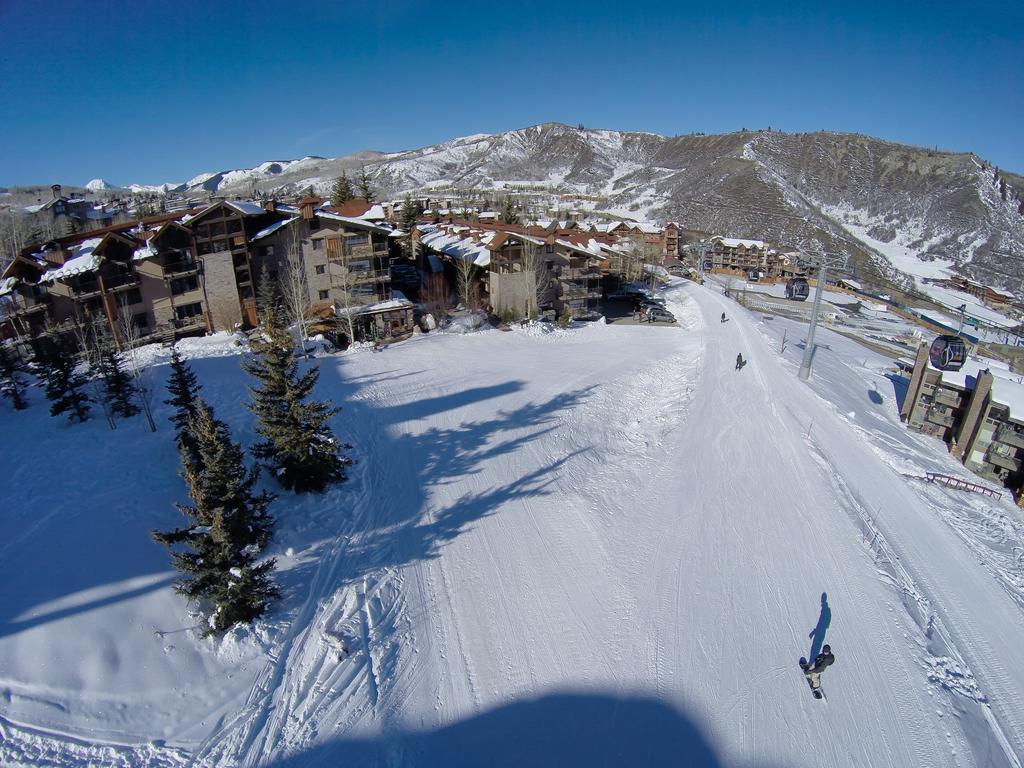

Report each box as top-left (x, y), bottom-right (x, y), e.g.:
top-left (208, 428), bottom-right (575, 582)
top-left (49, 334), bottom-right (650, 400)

top-left (261, 691), bottom-right (788, 768)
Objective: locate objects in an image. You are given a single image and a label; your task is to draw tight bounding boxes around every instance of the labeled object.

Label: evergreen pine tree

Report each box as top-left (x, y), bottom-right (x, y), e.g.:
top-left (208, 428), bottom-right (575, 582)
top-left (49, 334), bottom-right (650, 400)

top-left (330, 172), bottom-right (354, 206)
top-left (0, 342), bottom-right (29, 410)
top-left (399, 194), bottom-right (418, 232)
top-left (243, 301), bottom-right (347, 493)
top-left (153, 399), bottom-right (278, 635)
top-left (42, 336), bottom-right (91, 423)
top-left (500, 197), bottom-right (520, 225)
top-left (357, 166), bottom-right (375, 203)
top-left (96, 334), bottom-right (139, 418)
top-left (256, 263), bottom-right (279, 317)
top-left (164, 345), bottom-right (203, 482)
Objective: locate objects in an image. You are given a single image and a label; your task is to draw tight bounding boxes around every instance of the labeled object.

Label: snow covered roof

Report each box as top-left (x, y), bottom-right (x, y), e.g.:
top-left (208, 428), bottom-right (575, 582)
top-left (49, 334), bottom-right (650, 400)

top-left (989, 370), bottom-right (1024, 422)
top-left (632, 222), bottom-right (661, 234)
top-left (555, 237), bottom-right (604, 257)
top-left (132, 242), bottom-right (159, 261)
top-left (316, 210), bottom-right (393, 235)
top-left (0, 277), bottom-right (17, 296)
top-left (225, 200), bottom-right (267, 216)
top-left (933, 355), bottom-right (1009, 390)
top-left (420, 228), bottom-right (491, 267)
top-left (838, 278), bottom-right (862, 290)
top-left (715, 237), bottom-right (768, 249)
top-left (359, 297), bottom-right (414, 314)
top-left (41, 238), bottom-right (104, 281)
top-left (251, 217), bottom-right (298, 242)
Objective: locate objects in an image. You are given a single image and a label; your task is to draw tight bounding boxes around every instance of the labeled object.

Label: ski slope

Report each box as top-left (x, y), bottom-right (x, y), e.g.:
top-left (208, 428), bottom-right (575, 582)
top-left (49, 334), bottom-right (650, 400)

top-left (1, 282), bottom-right (1023, 767)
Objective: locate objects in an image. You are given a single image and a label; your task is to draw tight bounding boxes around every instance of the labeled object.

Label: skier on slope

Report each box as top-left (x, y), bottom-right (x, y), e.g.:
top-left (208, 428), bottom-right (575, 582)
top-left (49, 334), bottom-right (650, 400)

top-left (801, 644), bottom-right (835, 689)
top-left (735, 353), bottom-right (744, 370)
top-left (721, 311), bottom-right (726, 323)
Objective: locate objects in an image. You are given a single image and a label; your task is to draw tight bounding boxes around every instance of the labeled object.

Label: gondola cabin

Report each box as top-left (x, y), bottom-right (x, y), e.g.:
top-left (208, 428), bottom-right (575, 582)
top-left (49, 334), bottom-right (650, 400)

top-left (786, 277), bottom-right (809, 301)
top-left (928, 334), bottom-right (968, 372)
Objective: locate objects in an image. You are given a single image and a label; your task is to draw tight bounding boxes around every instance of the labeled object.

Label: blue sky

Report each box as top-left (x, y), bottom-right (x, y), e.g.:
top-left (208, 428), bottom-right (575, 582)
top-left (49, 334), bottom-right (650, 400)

top-left (1, 0), bottom-right (1021, 186)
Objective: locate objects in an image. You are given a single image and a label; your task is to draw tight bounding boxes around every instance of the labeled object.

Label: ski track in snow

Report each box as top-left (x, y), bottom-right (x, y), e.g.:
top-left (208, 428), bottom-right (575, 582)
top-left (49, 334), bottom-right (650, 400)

top-left (3, 281), bottom-right (1024, 766)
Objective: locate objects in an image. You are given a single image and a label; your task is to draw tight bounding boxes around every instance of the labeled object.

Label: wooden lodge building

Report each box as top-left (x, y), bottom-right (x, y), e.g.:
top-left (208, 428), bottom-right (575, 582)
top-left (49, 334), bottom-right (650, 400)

top-left (0, 197), bottom-right (410, 349)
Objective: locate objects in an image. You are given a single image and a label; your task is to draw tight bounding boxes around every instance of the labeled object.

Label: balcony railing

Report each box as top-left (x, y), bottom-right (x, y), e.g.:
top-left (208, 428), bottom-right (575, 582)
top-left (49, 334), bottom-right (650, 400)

top-left (105, 273), bottom-right (140, 291)
top-left (925, 407), bottom-right (955, 428)
top-left (349, 269), bottom-right (390, 285)
top-left (985, 449), bottom-right (1022, 473)
top-left (164, 259), bottom-right (200, 277)
top-left (933, 388), bottom-right (963, 408)
top-left (995, 425), bottom-right (1024, 450)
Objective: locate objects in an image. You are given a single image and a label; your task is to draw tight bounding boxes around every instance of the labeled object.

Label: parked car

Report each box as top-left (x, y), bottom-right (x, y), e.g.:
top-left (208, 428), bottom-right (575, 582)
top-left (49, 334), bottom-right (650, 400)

top-left (646, 307), bottom-right (676, 323)
top-left (640, 296), bottom-right (666, 308)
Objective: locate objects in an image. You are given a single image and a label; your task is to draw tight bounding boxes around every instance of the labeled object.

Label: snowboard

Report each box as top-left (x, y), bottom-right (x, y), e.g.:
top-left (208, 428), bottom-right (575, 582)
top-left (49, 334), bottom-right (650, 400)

top-left (799, 657), bottom-right (825, 700)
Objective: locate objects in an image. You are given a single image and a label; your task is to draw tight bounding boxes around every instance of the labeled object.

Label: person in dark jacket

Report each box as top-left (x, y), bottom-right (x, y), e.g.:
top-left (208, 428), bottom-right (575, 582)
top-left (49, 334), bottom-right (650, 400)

top-left (804, 644), bottom-right (835, 688)
top-left (721, 312), bottom-right (727, 323)
top-left (735, 353), bottom-right (744, 370)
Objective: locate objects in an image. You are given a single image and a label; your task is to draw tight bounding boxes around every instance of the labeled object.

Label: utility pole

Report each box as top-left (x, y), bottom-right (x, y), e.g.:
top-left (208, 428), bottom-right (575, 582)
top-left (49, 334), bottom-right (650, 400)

top-left (798, 246), bottom-right (847, 381)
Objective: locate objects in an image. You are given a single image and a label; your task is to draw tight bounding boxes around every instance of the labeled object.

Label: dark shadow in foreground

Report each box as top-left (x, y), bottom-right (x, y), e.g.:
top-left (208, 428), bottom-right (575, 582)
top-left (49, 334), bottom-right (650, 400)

top-left (262, 692), bottom-right (786, 768)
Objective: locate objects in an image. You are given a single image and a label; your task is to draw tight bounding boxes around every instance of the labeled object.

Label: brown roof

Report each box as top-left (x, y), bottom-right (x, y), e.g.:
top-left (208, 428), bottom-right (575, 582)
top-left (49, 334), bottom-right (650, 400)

top-left (48, 209), bottom-right (202, 248)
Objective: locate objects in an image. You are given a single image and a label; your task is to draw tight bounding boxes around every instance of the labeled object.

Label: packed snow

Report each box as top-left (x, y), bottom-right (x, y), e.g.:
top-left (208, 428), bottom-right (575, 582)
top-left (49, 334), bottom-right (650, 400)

top-left (1, 281), bottom-right (1023, 767)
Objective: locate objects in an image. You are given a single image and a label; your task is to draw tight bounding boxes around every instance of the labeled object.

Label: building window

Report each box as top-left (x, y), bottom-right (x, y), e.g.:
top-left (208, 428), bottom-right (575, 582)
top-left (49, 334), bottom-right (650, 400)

top-left (319, 290), bottom-right (329, 300)
top-left (315, 264), bottom-right (326, 274)
top-left (262, 245), bottom-right (275, 259)
top-left (312, 239), bottom-right (323, 251)
top-left (171, 275), bottom-right (199, 296)
top-left (133, 311), bottom-right (150, 330)
top-left (122, 288), bottom-right (143, 305)
top-left (174, 302), bottom-right (203, 320)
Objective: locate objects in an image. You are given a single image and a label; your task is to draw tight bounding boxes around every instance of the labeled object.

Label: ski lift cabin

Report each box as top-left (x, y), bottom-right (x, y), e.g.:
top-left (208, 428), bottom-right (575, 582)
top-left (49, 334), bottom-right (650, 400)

top-left (928, 335), bottom-right (968, 372)
top-left (786, 277), bottom-right (809, 301)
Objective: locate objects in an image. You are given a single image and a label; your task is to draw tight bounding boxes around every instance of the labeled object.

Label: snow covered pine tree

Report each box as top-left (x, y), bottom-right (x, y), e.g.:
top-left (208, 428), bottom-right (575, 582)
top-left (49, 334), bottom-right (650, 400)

top-left (152, 399), bottom-right (279, 636)
top-left (243, 293), bottom-right (348, 493)
top-left (41, 335), bottom-right (91, 423)
top-left (163, 345), bottom-right (203, 484)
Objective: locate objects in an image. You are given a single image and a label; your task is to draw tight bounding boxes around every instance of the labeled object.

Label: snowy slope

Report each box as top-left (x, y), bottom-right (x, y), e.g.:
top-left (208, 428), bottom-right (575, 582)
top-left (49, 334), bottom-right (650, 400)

top-left (1, 293), bottom-right (1024, 766)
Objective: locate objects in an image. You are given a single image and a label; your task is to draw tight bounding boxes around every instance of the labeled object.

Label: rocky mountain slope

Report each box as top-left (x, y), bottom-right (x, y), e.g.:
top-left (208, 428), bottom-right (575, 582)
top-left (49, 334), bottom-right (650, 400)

top-left (16, 124), bottom-right (1019, 296)
top-left (175, 124), bottom-right (1022, 296)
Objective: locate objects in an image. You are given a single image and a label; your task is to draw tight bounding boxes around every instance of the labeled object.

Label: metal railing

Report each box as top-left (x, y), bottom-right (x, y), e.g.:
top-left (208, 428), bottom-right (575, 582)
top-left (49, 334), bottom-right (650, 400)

top-left (163, 259), bottom-right (200, 276)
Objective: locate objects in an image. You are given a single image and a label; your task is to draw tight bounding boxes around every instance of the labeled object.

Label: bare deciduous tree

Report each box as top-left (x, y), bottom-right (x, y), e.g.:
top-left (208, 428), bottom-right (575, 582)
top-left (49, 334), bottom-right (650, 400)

top-left (281, 225), bottom-right (311, 356)
top-left (454, 257), bottom-right (480, 311)
top-left (520, 242), bottom-right (548, 320)
top-left (117, 301), bottom-right (157, 432)
top-left (420, 272), bottom-right (450, 327)
top-left (329, 253), bottom-right (361, 347)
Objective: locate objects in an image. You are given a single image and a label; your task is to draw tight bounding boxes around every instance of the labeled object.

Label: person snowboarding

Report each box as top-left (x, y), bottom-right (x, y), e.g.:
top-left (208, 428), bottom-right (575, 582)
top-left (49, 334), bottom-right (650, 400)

top-left (735, 353), bottom-right (744, 370)
top-left (799, 644), bottom-right (835, 698)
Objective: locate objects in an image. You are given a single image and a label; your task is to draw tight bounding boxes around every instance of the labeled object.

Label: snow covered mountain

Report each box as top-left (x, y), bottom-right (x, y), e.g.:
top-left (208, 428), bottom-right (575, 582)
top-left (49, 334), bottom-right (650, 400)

top-left (84, 178), bottom-right (119, 192)
top-left (122, 123), bottom-right (1024, 295)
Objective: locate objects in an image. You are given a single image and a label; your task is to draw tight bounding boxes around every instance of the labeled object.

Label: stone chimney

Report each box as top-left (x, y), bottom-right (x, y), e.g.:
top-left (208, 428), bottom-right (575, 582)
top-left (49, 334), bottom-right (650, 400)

top-left (263, 199), bottom-right (277, 213)
top-left (51, 184), bottom-right (62, 200)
